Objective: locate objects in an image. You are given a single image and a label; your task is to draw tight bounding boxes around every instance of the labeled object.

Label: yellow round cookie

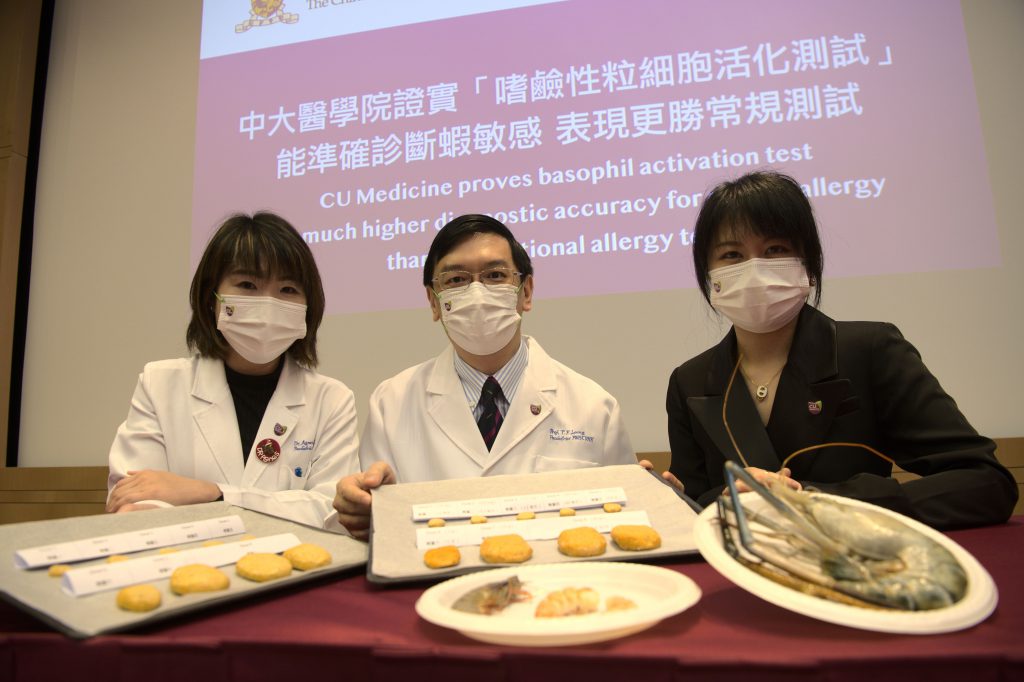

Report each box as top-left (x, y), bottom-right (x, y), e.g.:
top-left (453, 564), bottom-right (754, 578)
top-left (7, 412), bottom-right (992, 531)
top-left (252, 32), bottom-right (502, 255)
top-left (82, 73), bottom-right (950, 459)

top-left (557, 526), bottom-right (607, 557)
top-left (470, 515), bottom-right (488, 524)
top-left (611, 525), bottom-right (662, 551)
top-left (479, 534), bottom-right (533, 564)
top-left (282, 543), bottom-right (332, 571)
top-left (427, 518), bottom-right (446, 528)
top-left (559, 508), bottom-right (576, 517)
top-left (423, 545), bottom-right (461, 569)
top-left (116, 584), bottom-right (162, 612)
top-left (158, 548), bottom-right (180, 554)
top-left (236, 552), bottom-right (293, 582)
top-left (603, 502), bottom-right (622, 513)
top-left (170, 564), bottom-right (230, 595)
top-left (202, 539), bottom-right (224, 547)
top-left (516, 511), bottom-right (535, 521)
top-left (106, 555), bottom-right (129, 563)
top-left (48, 564), bottom-right (71, 577)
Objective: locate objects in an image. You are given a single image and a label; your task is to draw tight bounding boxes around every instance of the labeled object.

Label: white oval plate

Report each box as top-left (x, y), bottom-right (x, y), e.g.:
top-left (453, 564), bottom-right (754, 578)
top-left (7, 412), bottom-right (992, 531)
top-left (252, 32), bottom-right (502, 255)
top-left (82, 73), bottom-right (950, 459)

top-left (694, 492), bottom-right (998, 634)
top-left (415, 562), bottom-right (700, 646)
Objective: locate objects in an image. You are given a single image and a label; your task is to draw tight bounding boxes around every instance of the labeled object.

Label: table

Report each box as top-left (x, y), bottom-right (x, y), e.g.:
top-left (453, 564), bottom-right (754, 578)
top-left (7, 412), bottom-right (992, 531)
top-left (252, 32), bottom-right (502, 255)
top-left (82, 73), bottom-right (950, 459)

top-left (2, 519), bottom-right (1021, 682)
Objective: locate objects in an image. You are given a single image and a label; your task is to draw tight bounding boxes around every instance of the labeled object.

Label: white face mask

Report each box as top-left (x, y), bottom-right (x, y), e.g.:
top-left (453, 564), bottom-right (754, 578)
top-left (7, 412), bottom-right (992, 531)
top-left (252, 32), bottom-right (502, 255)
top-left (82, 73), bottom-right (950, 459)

top-left (709, 257), bottom-right (811, 333)
top-left (436, 282), bottom-right (521, 356)
top-left (216, 294), bottom-right (307, 365)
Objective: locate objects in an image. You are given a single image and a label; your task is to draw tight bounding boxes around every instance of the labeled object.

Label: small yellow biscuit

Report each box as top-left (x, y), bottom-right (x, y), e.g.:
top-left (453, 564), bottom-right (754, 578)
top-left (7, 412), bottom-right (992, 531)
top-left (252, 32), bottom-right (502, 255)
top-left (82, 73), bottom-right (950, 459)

top-left (611, 525), bottom-right (662, 551)
top-left (423, 545), bottom-right (461, 569)
top-left (470, 515), bottom-right (488, 524)
top-left (559, 508), bottom-right (576, 517)
top-left (158, 548), bottom-right (180, 555)
top-left (106, 555), bottom-right (129, 563)
top-left (427, 518), bottom-right (446, 528)
top-left (283, 543), bottom-right (332, 571)
top-left (240, 534), bottom-right (256, 541)
top-left (479, 534), bottom-right (533, 564)
top-left (116, 584), bottom-right (162, 612)
top-left (603, 502), bottom-right (622, 513)
top-left (557, 526), bottom-right (607, 557)
top-left (516, 511), bottom-right (535, 521)
top-left (48, 564), bottom-right (71, 577)
top-left (170, 564), bottom-right (230, 595)
top-left (236, 553), bottom-right (293, 582)
top-left (202, 540), bottom-right (224, 547)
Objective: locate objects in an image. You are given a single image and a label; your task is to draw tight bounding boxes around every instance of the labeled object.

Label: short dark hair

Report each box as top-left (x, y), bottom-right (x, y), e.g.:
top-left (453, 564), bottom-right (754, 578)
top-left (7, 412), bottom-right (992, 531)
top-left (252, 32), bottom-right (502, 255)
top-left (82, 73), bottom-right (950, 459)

top-left (422, 214), bottom-right (534, 287)
top-left (693, 171), bottom-right (823, 306)
top-left (187, 212), bottom-right (325, 367)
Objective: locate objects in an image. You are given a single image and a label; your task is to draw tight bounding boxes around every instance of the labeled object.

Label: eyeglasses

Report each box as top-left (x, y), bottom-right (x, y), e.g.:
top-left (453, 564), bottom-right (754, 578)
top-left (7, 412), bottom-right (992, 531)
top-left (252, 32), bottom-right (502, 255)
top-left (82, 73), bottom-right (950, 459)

top-left (433, 267), bottom-right (522, 292)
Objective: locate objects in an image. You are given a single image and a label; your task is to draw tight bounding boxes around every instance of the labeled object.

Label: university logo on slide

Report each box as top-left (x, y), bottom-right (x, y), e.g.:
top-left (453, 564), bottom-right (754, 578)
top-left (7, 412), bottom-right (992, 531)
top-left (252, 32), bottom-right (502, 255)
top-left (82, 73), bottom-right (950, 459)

top-left (235, 0), bottom-right (299, 33)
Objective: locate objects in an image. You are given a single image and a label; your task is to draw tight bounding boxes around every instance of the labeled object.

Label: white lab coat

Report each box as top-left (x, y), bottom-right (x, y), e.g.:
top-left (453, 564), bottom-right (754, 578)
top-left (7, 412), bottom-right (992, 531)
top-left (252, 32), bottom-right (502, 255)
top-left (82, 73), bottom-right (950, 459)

top-left (108, 356), bottom-right (359, 530)
top-left (359, 337), bottom-right (635, 482)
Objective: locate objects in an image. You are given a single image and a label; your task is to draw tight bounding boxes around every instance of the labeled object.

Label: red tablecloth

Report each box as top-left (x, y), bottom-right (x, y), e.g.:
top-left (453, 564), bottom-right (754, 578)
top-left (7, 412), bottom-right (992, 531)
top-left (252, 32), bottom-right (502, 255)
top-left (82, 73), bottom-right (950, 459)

top-left (2, 519), bottom-right (1021, 682)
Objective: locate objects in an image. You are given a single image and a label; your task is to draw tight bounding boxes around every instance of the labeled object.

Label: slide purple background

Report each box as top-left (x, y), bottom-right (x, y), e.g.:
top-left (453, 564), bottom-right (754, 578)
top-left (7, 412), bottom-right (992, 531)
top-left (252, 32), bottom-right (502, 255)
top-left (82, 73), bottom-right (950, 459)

top-left (192, 0), bottom-right (998, 314)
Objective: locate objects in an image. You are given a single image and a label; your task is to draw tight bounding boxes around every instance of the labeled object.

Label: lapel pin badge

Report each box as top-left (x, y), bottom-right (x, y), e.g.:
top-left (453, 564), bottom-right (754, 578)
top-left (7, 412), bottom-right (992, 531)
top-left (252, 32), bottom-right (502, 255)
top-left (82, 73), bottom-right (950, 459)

top-left (808, 400), bottom-right (822, 416)
top-left (530, 404), bottom-right (541, 416)
top-left (255, 438), bottom-right (281, 463)
top-left (274, 423), bottom-right (286, 436)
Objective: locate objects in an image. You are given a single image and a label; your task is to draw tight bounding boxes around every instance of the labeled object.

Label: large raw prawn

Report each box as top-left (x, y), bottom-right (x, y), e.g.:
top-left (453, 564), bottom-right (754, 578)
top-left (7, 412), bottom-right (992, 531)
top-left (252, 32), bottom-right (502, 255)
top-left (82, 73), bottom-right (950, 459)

top-left (718, 461), bottom-right (967, 611)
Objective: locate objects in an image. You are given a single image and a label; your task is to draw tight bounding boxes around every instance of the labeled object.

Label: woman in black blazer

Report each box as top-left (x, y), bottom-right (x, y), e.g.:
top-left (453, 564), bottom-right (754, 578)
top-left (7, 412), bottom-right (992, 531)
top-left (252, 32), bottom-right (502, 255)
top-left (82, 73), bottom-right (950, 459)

top-left (667, 171), bottom-right (1017, 529)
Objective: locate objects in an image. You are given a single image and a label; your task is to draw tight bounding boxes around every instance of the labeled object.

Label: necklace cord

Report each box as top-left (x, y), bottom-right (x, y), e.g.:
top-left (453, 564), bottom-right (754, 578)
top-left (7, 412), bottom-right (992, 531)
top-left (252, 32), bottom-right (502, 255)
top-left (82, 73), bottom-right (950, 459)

top-left (722, 353), bottom-right (750, 468)
top-left (724, 353), bottom-right (896, 474)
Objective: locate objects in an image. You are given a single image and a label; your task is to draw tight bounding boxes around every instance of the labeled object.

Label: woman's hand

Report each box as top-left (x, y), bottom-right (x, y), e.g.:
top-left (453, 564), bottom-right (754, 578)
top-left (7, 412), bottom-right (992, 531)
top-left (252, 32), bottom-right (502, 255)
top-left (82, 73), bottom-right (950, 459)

top-left (114, 503), bottom-right (160, 513)
top-left (637, 459), bottom-right (685, 492)
top-left (729, 466), bottom-right (802, 494)
top-left (106, 470), bottom-right (221, 512)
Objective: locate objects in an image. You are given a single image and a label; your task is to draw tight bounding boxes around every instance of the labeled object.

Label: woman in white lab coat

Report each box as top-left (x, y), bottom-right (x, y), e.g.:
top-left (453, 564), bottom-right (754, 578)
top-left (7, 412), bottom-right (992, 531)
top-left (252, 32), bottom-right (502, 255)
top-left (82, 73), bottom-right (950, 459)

top-left (107, 212), bottom-right (358, 530)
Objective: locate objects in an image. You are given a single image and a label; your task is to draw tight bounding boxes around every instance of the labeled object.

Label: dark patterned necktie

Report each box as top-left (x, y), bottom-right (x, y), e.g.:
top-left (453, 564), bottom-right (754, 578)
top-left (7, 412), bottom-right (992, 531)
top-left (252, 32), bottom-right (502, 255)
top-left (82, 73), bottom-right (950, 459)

top-left (477, 376), bottom-right (504, 451)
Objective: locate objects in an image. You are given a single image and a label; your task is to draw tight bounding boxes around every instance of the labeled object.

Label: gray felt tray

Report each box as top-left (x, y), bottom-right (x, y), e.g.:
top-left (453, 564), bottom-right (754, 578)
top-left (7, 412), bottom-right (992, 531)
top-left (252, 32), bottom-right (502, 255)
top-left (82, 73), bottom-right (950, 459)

top-left (368, 464), bottom-right (699, 583)
top-left (0, 502), bottom-right (368, 638)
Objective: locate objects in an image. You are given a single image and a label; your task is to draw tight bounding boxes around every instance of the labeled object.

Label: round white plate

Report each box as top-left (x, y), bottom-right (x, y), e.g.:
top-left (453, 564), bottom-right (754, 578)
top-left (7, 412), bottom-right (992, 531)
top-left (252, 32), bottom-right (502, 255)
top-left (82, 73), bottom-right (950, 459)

top-left (694, 492), bottom-right (998, 634)
top-left (415, 562), bottom-right (701, 646)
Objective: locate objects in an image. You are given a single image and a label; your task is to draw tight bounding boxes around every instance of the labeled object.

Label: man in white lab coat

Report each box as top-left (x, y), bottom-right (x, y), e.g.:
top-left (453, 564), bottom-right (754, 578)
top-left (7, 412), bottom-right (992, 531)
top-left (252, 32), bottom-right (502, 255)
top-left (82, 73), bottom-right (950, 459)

top-left (334, 214), bottom-right (636, 538)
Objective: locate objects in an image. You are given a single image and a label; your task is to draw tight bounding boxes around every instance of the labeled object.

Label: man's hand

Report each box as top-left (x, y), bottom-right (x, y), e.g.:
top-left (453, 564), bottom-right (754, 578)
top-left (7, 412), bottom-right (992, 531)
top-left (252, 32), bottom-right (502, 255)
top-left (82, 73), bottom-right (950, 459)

top-left (106, 470), bottom-right (221, 512)
top-left (637, 459), bottom-right (685, 492)
top-left (333, 461), bottom-right (396, 540)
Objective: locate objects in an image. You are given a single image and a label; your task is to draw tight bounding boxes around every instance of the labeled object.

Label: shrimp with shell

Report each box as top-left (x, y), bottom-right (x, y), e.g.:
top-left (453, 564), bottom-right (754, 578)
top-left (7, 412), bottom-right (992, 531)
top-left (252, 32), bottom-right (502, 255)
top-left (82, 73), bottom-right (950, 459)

top-left (451, 575), bottom-right (531, 615)
top-left (718, 461), bottom-right (967, 611)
